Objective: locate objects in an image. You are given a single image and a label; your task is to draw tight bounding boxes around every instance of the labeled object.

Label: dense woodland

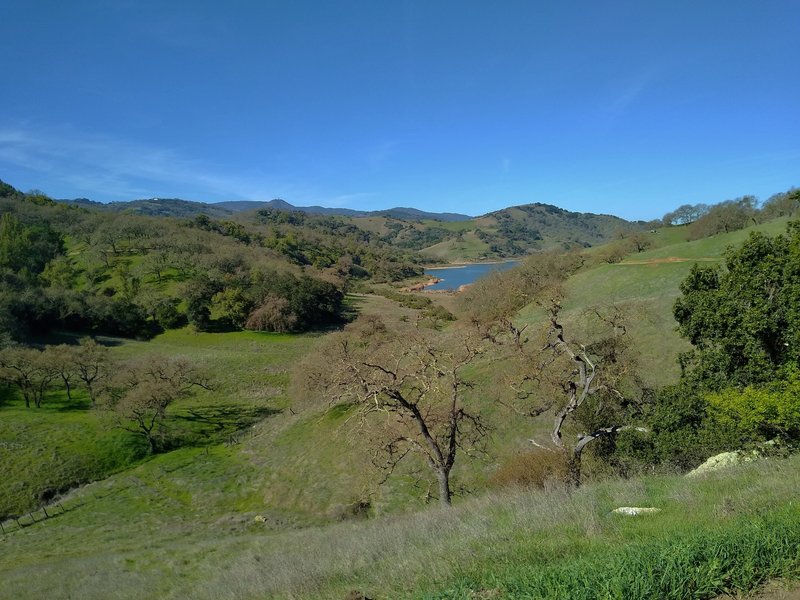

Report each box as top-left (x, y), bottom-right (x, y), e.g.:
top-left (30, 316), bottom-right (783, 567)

top-left (1, 177), bottom-right (799, 513)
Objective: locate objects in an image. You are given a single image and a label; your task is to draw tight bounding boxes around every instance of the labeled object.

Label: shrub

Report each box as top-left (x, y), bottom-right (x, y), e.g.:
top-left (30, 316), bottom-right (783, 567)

top-left (245, 295), bottom-right (298, 333)
top-left (489, 449), bottom-right (569, 489)
top-left (704, 368), bottom-right (800, 447)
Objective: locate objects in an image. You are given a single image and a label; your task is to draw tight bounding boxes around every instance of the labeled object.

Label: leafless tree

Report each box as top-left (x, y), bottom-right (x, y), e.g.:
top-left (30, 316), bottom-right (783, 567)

top-left (102, 356), bottom-right (209, 453)
top-left (72, 337), bottom-right (112, 406)
top-left (309, 319), bottom-right (487, 507)
top-left (459, 250), bottom-right (583, 348)
top-left (47, 345), bottom-right (77, 400)
top-left (507, 298), bottom-right (647, 486)
top-left (0, 346), bottom-right (56, 408)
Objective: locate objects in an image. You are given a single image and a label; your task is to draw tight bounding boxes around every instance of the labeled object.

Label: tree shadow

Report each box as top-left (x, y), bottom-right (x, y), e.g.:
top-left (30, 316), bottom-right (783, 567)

top-left (170, 405), bottom-right (280, 444)
top-left (25, 331), bottom-right (126, 347)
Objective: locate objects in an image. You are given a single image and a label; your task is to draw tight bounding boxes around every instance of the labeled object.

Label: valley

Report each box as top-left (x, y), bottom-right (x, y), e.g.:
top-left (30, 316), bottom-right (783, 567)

top-left (1, 181), bottom-right (799, 598)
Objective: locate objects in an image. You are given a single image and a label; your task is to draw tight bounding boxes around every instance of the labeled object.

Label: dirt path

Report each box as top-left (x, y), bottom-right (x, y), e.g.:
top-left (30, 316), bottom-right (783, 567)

top-left (616, 256), bottom-right (720, 265)
top-left (716, 580), bottom-right (800, 600)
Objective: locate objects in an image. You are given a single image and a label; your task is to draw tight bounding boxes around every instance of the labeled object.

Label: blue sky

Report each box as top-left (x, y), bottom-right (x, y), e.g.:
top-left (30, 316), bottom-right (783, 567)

top-left (1, 1), bottom-right (798, 220)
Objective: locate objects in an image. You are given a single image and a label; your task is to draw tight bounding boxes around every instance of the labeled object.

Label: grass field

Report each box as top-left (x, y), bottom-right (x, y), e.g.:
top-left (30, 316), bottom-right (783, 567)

top-left (2, 219), bottom-right (799, 598)
top-left (419, 231), bottom-right (492, 262)
top-left (515, 218), bottom-right (794, 388)
top-left (0, 328), bottom-right (321, 519)
top-left (1, 452), bottom-right (798, 599)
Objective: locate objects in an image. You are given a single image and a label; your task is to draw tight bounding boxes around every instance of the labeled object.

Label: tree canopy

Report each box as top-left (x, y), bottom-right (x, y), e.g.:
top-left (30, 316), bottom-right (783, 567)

top-left (674, 221), bottom-right (800, 390)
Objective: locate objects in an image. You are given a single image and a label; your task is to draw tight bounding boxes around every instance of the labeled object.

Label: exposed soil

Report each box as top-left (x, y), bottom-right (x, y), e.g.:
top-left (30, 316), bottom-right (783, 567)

top-left (617, 256), bottom-right (720, 265)
top-left (715, 580), bottom-right (800, 600)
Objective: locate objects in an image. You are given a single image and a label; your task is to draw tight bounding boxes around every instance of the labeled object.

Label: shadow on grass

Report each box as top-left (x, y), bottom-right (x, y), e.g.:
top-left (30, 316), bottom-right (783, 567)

top-left (52, 397), bottom-right (94, 412)
top-left (171, 405), bottom-right (280, 444)
top-left (26, 331), bottom-right (128, 347)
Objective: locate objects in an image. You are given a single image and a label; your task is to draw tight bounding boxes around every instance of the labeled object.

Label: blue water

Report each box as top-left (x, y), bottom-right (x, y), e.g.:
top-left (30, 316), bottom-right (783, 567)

top-left (424, 261), bottom-right (520, 291)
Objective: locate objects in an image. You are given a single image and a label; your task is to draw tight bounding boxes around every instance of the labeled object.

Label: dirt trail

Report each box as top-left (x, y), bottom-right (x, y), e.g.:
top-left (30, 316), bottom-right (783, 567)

top-left (715, 580), bottom-right (800, 599)
top-left (616, 256), bottom-right (720, 265)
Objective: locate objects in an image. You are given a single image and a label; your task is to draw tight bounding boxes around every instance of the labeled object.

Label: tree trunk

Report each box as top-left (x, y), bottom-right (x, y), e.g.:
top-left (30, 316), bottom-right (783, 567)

top-left (437, 468), bottom-right (452, 507)
top-left (567, 448), bottom-right (583, 487)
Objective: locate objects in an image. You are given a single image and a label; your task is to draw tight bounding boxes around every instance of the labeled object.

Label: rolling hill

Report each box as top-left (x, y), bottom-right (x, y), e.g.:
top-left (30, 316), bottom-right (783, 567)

top-left (1, 216), bottom-right (798, 599)
top-left (56, 192), bottom-right (645, 262)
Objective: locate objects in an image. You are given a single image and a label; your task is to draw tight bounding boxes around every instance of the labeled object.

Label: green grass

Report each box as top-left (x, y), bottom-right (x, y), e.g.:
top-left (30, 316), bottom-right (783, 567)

top-left (420, 231), bottom-right (492, 262)
top-left (629, 218), bottom-right (791, 262)
top-left (514, 219), bottom-right (796, 388)
top-left (1, 453), bottom-right (797, 599)
top-left (108, 328), bottom-right (317, 411)
top-left (3, 219), bottom-right (799, 598)
top-left (0, 393), bottom-right (143, 518)
top-left (0, 327), bottom-right (320, 519)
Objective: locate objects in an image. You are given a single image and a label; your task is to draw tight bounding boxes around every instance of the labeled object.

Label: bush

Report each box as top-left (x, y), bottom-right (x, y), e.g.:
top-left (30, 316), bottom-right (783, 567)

top-left (153, 298), bottom-right (185, 329)
top-left (489, 449), bottom-right (569, 490)
top-left (703, 368), bottom-right (800, 448)
top-left (245, 295), bottom-right (298, 333)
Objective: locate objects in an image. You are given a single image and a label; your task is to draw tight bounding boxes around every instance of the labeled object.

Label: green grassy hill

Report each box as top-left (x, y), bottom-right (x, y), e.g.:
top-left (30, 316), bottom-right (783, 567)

top-left (62, 194), bottom-right (637, 263)
top-left (417, 203), bottom-right (643, 262)
top-left (3, 179), bottom-right (799, 599)
top-left (1, 449), bottom-right (797, 599)
top-left (3, 217), bottom-right (790, 523)
top-left (0, 329), bottom-right (319, 520)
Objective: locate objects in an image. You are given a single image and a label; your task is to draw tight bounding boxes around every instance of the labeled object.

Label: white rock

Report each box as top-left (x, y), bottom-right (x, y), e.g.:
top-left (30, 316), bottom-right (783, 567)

top-left (612, 506), bottom-right (662, 516)
top-left (686, 450), bottom-right (758, 477)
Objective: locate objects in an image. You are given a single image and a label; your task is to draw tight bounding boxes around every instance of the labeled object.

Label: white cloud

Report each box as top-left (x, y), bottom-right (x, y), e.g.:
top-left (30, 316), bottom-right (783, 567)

top-left (0, 124), bottom-right (384, 208)
top-left (0, 124), bottom-right (284, 201)
top-left (604, 66), bottom-right (662, 119)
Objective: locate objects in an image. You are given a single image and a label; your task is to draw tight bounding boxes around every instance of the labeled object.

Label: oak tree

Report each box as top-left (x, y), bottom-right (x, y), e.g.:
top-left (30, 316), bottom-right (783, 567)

top-left (309, 319), bottom-right (487, 507)
top-left (102, 356), bottom-right (209, 453)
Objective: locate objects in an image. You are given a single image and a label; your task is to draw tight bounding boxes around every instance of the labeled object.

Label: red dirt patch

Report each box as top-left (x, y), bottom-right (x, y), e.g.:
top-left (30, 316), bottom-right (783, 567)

top-left (617, 257), bottom-right (719, 265)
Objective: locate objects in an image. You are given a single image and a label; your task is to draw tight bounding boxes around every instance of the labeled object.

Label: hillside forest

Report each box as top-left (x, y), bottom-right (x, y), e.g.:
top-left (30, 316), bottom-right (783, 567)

top-left (1, 178), bottom-right (800, 599)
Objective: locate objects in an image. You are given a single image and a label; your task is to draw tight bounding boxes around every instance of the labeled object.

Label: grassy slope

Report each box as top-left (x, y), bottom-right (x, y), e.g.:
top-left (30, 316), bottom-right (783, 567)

top-left (0, 329), bottom-right (319, 519)
top-left (1, 454), bottom-right (798, 599)
top-left (2, 218), bottom-right (798, 598)
top-left (418, 231), bottom-right (492, 262)
top-left (416, 204), bottom-right (641, 263)
top-left (517, 218), bottom-right (792, 388)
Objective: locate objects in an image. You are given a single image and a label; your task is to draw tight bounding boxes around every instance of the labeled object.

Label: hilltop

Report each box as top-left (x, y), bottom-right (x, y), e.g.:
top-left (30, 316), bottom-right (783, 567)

top-left (55, 189), bottom-right (649, 262)
top-left (59, 195), bottom-right (474, 222)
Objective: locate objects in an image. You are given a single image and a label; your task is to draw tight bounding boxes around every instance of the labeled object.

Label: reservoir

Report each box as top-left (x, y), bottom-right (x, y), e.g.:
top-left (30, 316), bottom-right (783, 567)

top-left (424, 261), bottom-right (521, 291)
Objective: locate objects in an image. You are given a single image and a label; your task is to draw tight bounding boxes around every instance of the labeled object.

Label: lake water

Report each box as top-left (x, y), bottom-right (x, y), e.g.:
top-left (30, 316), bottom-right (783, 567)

top-left (424, 261), bottom-right (520, 291)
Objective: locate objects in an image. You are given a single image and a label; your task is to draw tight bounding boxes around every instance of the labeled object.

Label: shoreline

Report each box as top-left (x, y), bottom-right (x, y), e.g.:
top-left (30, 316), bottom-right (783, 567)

top-left (423, 258), bottom-right (520, 270)
top-left (414, 259), bottom-right (521, 293)
top-left (401, 277), bottom-right (442, 292)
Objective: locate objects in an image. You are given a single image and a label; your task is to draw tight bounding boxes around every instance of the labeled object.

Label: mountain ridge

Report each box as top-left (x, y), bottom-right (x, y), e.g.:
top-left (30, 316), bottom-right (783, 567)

top-left (59, 196), bottom-right (475, 221)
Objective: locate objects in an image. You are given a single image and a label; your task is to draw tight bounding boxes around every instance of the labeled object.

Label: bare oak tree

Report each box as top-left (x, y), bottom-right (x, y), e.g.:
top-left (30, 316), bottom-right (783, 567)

top-left (0, 346), bottom-right (55, 408)
top-left (310, 319), bottom-right (487, 507)
top-left (102, 356), bottom-right (209, 453)
top-left (459, 249), bottom-right (583, 348)
top-left (459, 249), bottom-right (647, 486)
top-left (509, 299), bottom-right (646, 486)
top-left (72, 337), bottom-right (112, 406)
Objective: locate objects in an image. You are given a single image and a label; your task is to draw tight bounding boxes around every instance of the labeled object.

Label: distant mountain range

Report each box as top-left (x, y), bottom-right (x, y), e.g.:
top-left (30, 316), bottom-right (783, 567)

top-left (55, 194), bottom-right (644, 262)
top-left (63, 197), bottom-right (473, 222)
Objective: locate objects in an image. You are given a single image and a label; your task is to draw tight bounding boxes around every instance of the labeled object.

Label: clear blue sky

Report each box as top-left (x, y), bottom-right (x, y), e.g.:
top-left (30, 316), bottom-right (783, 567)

top-left (1, 1), bottom-right (798, 220)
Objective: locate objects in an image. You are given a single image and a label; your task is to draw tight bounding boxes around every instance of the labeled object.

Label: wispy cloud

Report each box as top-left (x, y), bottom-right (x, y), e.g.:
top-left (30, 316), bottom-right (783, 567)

top-left (0, 124), bottom-right (288, 201)
top-left (0, 124), bottom-right (385, 209)
top-left (604, 66), bottom-right (661, 119)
